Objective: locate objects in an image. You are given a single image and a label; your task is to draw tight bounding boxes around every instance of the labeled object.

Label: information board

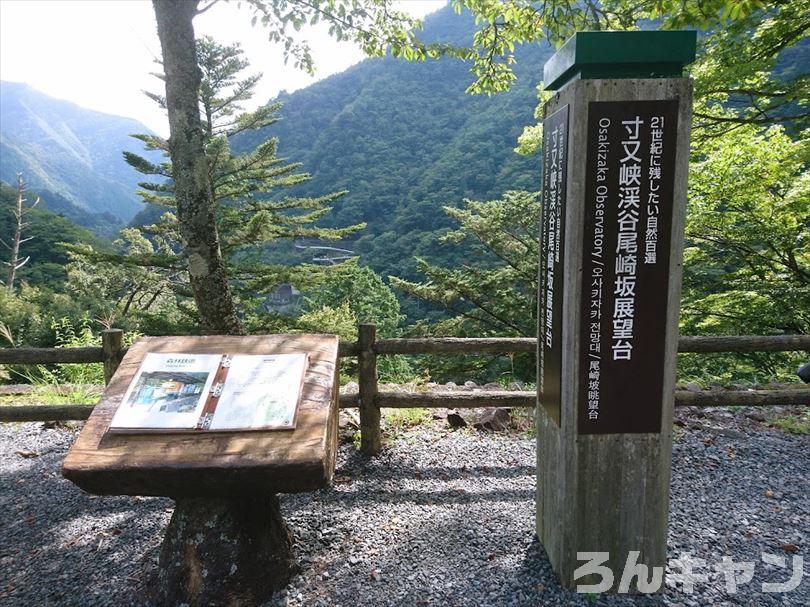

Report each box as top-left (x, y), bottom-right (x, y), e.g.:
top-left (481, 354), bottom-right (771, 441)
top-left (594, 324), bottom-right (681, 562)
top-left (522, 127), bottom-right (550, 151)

top-left (108, 352), bottom-right (307, 432)
top-left (578, 100), bottom-right (679, 434)
top-left (538, 104), bottom-right (569, 426)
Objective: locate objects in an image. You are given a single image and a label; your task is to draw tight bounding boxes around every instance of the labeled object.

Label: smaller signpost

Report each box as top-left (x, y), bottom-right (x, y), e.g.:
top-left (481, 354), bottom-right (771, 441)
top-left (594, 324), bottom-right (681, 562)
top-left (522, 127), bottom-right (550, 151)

top-left (536, 31), bottom-right (696, 591)
top-left (63, 334), bottom-right (340, 605)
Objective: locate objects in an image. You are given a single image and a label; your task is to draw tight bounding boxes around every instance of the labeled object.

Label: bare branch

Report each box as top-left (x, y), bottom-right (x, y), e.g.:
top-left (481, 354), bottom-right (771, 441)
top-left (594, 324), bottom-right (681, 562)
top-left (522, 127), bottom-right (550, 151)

top-left (196, 0), bottom-right (222, 16)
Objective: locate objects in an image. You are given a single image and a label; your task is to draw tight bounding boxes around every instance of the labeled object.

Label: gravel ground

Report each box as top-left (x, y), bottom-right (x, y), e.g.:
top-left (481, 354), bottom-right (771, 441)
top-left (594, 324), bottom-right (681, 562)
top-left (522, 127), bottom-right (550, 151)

top-left (0, 409), bottom-right (807, 607)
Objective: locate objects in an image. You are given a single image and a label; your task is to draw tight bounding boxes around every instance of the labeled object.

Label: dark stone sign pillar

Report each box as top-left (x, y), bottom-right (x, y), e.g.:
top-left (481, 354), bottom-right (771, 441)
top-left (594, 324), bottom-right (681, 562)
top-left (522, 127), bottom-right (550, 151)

top-left (536, 31), bottom-right (696, 591)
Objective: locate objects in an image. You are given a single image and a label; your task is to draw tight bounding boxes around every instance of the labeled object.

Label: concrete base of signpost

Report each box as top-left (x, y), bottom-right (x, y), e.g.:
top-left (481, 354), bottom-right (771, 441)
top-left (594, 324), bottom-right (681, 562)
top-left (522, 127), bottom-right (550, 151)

top-left (536, 76), bottom-right (693, 592)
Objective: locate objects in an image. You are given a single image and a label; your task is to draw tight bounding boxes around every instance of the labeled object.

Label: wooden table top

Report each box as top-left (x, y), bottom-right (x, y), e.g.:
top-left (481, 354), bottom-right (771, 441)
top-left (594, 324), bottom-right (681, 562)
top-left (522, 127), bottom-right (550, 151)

top-left (62, 334), bottom-right (340, 498)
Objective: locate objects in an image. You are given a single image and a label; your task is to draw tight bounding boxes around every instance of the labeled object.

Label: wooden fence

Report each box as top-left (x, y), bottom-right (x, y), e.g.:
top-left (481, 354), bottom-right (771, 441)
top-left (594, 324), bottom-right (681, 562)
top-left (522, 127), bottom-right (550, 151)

top-left (1, 326), bottom-right (808, 454)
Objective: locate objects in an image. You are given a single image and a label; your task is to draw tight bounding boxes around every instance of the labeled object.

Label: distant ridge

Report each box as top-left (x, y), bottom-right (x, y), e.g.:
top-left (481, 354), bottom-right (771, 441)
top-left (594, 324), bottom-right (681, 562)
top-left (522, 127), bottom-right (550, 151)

top-left (0, 81), bottom-right (151, 227)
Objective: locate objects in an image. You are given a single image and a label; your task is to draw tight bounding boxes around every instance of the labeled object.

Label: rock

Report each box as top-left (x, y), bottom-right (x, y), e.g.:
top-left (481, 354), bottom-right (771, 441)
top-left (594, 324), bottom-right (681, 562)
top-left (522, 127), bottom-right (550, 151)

top-left (446, 410), bottom-right (467, 429)
top-left (432, 410), bottom-right (448, 420)
top-left (339, 411), bottom-right (360, 430)
top-left (464, 381), bottom-right (478, 388)
top-left (685, 382), bottom-right (703, 393)
top-left (507, 381), bottom-right (525, 391)
top-left (690, 422), bottom-right (746, 439)
top-left (713, 427), bottom-right (746, 439)
top-left (745, 412), bottom-right (767, 422)
top-left (483, 383), bottom-right (501, 390)
top-left (445, 382), bottom-right (458, 389)
top-left (41, 420), bottom-right (71, 430)
top-left (797, 361), bottom-right (810, 383)
top-left (342, 381), bottom-right (359, 392)
top-left (474, 408), bottom-right (511, 432)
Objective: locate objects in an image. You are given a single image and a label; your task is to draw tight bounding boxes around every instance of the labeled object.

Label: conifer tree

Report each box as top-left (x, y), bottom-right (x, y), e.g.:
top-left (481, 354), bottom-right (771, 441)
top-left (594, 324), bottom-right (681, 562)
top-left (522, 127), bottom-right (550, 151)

top-left (78, 36), bottom-right (363, 329)
top-left (391, 190), bottom-right (540, 338)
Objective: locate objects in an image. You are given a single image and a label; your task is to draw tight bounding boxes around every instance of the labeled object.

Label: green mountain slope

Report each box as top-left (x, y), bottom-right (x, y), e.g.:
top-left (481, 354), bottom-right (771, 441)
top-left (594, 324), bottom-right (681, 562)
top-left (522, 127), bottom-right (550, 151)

top-left (231, 6), bottom-right (551, 283)
top-left (0, 81), bottom-right (149, 226)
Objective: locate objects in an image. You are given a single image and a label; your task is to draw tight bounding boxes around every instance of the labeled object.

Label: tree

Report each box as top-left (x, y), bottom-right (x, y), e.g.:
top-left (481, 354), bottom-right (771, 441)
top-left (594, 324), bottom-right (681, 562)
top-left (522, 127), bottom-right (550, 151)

top-left (300, 259), bottom-right (404, 338)
top-left (681, 125), bottom-right (809, 337)
top-left (66, 228), bottom-right (189, 334)
top-left (151, 0), bottom-right (237, 334)
top-left (396, 124), bottom-right (809, 384)
top-left (391, 190), bottom-right (539, 338)
top-left (149, 0), bottom-right (438, 332)
top-left (0, 181), bottom-right (109, 290)
top-left (678, 124), bottom-right (809, 382)
top-left (449, 0), bottom-right (809, 132)
top-left (96, 34), bottom-right (362, 331)
top-left (237, 1), bottom-right (806, 105)
top-left (688, 0), bottom-right (809, 135)
top-left (298, 260), bottom-right (413, 381)
top-left (148, 0), bottom-right (794, 334)
top-left (1, 174), bottom-right (39, 292)
top-left (511, 2), bottom-right (808, 154)
top-left (390, 191), bottom-right (539, 381)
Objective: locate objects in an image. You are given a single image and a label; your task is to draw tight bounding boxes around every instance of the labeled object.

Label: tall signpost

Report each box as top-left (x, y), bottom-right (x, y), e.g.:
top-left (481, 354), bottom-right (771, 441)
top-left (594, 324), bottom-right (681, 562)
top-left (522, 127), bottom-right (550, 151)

top-left (537, 31), bottom-right (696, 591)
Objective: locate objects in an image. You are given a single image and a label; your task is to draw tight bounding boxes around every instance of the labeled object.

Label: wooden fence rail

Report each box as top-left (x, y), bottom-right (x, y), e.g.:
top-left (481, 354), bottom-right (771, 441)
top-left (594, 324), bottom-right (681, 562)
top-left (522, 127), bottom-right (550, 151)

top-left (348, 326), bottom-right (810, 454)
top-left (1, 332), bottom-right (807, 365)
top-left (1, 388), bottom-right (808, 424)
top-left (1, 326), bottom-right (808, 453)
top-left (0, 329), bottom-right (126, 379)
top-left (0, 346), bottom-right (106, 365)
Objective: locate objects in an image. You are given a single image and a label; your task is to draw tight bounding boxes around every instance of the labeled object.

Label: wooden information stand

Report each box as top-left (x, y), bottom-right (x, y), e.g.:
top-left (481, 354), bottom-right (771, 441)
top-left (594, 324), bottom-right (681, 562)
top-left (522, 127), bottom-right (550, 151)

top-left (63, 334), bottom-right (339, 605)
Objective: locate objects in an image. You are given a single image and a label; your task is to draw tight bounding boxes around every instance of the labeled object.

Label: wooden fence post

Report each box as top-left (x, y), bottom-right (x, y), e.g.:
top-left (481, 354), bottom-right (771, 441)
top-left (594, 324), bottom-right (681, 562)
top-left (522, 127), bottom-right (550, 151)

top-left (101, 329), bottom-right (124, 386)
top-left (358, 323), bottom-right (381, 455)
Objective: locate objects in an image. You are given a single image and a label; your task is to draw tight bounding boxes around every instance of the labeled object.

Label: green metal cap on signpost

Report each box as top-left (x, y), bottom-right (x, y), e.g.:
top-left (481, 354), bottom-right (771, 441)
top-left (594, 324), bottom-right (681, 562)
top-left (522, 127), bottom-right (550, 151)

top-left (543, 30), bottom-right (697, 90)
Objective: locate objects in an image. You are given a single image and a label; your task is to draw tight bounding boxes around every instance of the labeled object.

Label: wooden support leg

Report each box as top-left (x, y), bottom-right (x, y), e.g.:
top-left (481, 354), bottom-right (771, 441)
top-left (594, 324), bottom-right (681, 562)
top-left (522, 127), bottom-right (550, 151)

top-left (156, 495), bottom-right (295, 606)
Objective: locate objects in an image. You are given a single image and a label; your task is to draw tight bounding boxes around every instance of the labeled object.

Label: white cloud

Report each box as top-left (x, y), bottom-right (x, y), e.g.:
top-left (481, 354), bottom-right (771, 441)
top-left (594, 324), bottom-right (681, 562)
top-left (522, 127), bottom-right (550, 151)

top-left (0, 0), bottom-right (445, 135)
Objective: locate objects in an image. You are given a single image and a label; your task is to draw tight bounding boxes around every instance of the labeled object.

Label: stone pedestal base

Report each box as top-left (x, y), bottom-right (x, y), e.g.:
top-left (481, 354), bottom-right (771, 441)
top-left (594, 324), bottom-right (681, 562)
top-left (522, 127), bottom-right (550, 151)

top-left (157, 495), bottom-right (295, 606)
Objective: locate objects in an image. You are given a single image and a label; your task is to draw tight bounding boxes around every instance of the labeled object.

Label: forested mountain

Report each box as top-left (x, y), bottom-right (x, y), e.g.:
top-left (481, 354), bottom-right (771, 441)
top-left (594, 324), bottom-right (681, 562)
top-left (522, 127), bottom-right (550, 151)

top-left (230, 6), bottom-right (552, 282)
top-left (0, 82), bottom-right (149, 229)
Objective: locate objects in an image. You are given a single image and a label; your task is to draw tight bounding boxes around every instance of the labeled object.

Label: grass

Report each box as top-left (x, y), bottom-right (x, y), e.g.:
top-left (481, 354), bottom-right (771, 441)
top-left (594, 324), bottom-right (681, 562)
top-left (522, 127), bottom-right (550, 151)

top-left (509, 407), bottom-right (536, 437)
top-left (768, 407), bottom-right (810, 435)
top-left (379, 408), bottom-right (433, 446)
top-left (347, 407), bottom-right (434, 450)
top-left (383, 407), bottom-right (432, 432)
top-left (0, 383), bottom-right (102, 406)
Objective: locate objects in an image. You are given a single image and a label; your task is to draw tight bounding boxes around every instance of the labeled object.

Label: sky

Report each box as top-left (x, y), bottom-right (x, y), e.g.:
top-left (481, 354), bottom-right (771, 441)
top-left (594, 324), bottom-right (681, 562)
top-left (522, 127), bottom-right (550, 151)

top-left (0, 0), bottom-right (445, 135)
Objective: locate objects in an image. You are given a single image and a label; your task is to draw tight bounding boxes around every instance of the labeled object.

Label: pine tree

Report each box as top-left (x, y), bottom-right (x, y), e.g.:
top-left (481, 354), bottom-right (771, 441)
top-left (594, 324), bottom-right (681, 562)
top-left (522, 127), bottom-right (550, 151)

top-left (79, 36), bottom-right (363, 330)
top-left (391, 190), bottom-right (540, 338)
